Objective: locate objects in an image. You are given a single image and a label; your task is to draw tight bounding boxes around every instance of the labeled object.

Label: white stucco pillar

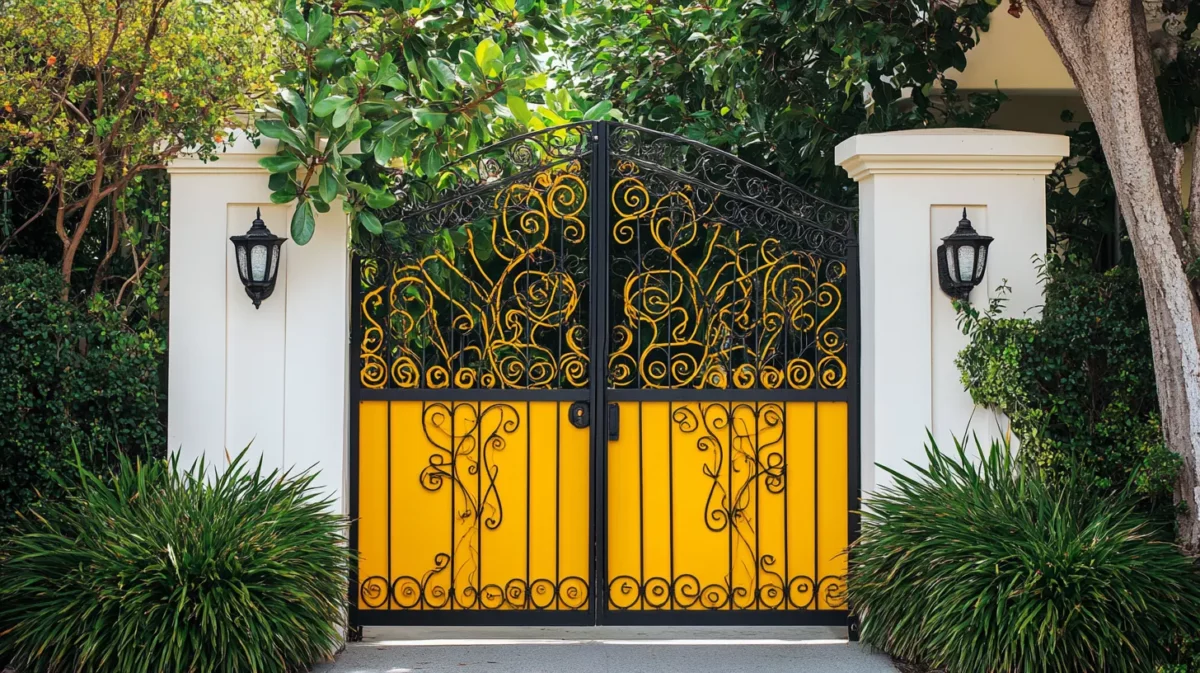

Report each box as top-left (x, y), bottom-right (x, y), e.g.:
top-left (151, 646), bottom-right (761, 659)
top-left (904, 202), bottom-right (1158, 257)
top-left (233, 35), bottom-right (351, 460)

top-left (167, 136), bottom-right (350, 513)
top-left (835, 129), bottom-right (1068, 493)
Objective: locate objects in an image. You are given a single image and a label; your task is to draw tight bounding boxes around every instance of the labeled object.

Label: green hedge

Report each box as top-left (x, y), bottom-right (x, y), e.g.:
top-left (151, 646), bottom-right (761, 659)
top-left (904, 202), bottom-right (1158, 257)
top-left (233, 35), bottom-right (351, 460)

top-left (0, 255), bottom-right (164, 525)
top-left (956, 258), bottom-right (1177, 512)
top-left (0, 451), bottom-right (350, 673)
top-left (849, 437), bottom-right (1200, 673)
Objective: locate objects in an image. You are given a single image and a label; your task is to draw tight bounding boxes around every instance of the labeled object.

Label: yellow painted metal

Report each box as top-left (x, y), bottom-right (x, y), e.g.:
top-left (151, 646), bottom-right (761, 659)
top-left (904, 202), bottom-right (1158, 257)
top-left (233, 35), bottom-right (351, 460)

top-left (607, 401), bottom-right (848, 611)
top-left (357, 400), bottom-right (591, 611)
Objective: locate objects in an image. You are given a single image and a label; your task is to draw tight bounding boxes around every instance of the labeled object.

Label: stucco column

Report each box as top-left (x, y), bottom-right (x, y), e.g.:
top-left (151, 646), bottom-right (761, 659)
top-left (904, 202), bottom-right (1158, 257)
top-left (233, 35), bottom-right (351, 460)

top-left (835, 129), bottom-right (1068, 492)
top-left (167, 136), bottom-right (350, 513)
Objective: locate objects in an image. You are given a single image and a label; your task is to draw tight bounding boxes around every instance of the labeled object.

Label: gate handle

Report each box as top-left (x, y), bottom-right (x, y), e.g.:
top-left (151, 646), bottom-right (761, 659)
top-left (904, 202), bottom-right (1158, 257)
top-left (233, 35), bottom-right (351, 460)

top-left (608, 403), bottom-right (620, 441)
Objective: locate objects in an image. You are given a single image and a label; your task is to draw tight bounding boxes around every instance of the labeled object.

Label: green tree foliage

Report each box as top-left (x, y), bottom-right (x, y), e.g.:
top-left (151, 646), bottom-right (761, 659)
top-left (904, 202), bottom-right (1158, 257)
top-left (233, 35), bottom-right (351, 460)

top-left (957, 263), bottom-right (1178, 515)
top-left (260, 0), bottom-right (612, 246)
top-left (0, 450), bottom-right (350, 673)
top-left (0, 256), bottom-right (162, 525)
top-left (0, 0), bottom-right (275, 297)
top-left (958, 117), bottom-right (1180, 518)
top-left (850, 437), bottom-right (1200, 673)
top-left (560, 0), bottom-right (1006, 201)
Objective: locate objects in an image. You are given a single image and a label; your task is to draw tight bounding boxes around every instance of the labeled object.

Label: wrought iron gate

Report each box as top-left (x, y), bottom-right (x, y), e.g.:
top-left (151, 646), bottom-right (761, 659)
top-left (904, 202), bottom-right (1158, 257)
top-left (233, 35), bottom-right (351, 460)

top-left (349, 122), bottom-right (859, 628)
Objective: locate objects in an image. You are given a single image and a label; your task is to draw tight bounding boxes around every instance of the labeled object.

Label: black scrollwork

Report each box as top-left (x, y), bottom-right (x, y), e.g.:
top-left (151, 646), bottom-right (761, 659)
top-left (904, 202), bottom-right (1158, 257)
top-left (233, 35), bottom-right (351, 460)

top-left (360, 560), bottom-right (589, 611)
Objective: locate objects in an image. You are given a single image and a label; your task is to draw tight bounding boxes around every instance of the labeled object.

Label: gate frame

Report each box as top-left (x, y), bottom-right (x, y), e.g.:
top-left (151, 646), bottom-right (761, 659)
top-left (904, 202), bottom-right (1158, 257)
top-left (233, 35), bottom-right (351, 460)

top-left (346, 120), bottom-right (861, 633)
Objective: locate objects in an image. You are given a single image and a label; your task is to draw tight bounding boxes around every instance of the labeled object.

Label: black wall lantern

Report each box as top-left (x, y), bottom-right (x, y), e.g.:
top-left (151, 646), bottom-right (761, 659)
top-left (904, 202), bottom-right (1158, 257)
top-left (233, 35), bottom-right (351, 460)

top-left (937, 209), bottom-right (993, 303)
top-left (230, 208), bottom-right (286, 309)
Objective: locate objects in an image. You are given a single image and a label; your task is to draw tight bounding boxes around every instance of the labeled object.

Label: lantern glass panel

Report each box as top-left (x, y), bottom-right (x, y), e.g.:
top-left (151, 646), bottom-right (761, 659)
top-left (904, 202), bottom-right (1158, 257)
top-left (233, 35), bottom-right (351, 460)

top-left (269, 243), bottom-right (281, 282)
top-left (944, 246), bottom-right (955, 279)
top-left (975, 245), bottom-right (988, 282)
top-left (956, 244), bottom-right (976, 283)
top-left (236, 245), bottom-right (249, 281)
top-left (250, 244), bottom-right (268, 282)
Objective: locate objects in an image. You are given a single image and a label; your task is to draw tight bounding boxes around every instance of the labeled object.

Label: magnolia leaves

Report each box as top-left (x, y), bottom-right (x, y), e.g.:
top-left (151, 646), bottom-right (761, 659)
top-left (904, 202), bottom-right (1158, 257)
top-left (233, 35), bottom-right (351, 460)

top-left (260, 1), bottom-right (616, 246)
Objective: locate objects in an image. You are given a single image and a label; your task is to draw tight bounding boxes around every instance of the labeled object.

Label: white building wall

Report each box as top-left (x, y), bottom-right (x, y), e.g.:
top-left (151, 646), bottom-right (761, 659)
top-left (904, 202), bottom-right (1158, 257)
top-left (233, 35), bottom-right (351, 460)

top-left (836, 128), bottom-right (1068, 492)
top-left (167, 136), bottom-right (349, 513)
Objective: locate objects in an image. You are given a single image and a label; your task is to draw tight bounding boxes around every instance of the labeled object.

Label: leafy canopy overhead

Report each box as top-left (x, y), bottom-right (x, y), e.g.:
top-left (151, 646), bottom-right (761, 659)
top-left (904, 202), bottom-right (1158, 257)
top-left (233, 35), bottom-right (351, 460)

top-left (560, 0), bottom-right (1004, 201)
top-left (260, 0), bottom-right (615, 246)
top-left (0, 0), bottom-right (274, 179)
top-left (0, 0), bottom-right (275, 293)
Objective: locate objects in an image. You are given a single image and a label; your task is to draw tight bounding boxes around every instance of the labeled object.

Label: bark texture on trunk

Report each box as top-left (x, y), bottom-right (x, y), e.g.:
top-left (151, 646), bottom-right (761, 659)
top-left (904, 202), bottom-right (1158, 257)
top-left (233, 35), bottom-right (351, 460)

top-left (1025, 0), bottom-right (1200, 548)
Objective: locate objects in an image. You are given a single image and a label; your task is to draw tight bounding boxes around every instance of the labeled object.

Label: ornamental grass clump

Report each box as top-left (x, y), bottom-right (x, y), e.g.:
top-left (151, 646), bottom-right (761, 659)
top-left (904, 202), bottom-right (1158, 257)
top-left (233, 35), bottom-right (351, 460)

top-left (0, 450), bottom-right (350, 673)
top-left (849, 436), bottom-right (1200, 673)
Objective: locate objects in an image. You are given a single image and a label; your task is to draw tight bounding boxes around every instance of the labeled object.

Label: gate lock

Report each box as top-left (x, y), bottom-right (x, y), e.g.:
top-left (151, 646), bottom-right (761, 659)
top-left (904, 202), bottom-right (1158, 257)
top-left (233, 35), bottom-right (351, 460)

top-left (568, 401), bottom-right (590, 429)
top-left (567, 401), bottom-right (620, 440)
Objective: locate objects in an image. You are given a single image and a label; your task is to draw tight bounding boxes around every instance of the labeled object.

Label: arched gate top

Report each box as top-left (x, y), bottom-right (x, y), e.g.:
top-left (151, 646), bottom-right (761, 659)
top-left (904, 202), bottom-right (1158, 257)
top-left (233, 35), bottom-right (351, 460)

top-left (377, 121), bottom-right (855, 256)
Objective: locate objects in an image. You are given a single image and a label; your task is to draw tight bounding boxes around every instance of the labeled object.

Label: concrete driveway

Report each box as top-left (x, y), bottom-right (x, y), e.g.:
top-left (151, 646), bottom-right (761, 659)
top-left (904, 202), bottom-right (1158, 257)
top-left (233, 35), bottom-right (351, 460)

top-left (311, 626), bottom-right (899, 673)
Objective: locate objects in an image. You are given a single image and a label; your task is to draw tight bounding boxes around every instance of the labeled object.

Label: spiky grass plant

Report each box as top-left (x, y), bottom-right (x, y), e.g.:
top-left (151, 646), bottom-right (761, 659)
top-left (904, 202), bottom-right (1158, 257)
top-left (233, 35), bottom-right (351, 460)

top-left (849, 436), bottom-right (1200, 673)
top-left (0, 450), bottom-right (350, 673)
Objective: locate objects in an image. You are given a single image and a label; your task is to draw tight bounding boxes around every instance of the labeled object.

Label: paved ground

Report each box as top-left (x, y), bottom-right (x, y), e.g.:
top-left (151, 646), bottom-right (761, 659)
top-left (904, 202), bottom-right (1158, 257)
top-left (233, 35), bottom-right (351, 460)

top-left (310, 626), bottom-right (899, 673)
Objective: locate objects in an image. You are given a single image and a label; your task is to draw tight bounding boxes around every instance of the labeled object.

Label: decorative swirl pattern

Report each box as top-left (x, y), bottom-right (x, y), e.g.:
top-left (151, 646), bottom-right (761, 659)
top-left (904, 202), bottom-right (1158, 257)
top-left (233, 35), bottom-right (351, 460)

top-left (609, 124), bottom-right (855, 242)
top-left (606, 161), bottom-right (848, 390)
top-left (379, 123), bottom-right (595, 234)
top-left (359, 164), bottom-right (590, 389)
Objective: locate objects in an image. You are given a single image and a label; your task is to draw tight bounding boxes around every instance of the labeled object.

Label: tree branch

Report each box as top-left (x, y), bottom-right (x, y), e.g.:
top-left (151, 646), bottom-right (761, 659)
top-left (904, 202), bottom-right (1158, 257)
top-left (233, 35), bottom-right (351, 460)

top-left (0, 189), bottom-right (55, 253)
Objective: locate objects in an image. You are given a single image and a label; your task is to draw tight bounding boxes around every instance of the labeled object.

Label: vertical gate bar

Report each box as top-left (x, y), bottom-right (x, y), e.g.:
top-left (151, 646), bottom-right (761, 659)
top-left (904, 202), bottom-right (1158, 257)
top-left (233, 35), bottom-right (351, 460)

top-left (450, 401), bottom-right (456, 610)
top-left (635, 156), bottom-right (645, 612)
top-left (527, 397), bottom-right (532, 609)
top-left (752, 253), bottom-right (762, 612)
top-left (782, 400), bottom-right (790, 609)
top-left (726, 400), bottom-right (733, 608)
top-left (813, 399), bottom-right (820, 608)
top-left (846, 238), bottom-right (862, 639)
top-left (638, 401), bottom-right (644, 610)
top-left (386, 400), bottom-right (392, 610)
top-left (555, 400), bottom-right (561, 609)
top-left (754, 400), bottom-right (760, 610)
top-left (554, 163), bottom-right (566, 613)
top-left (384, 257), bottom-right (393, 612)
top-left (587, 120), bottom-right (611, 621)
top-left (348, 254), bottom-right (362, 636)
top-left (523, 182), bottom-right (533, 610)
top-left (477, 400), bottom-right (483, 607)
top-left (668, 399), bottom-right (674, 610)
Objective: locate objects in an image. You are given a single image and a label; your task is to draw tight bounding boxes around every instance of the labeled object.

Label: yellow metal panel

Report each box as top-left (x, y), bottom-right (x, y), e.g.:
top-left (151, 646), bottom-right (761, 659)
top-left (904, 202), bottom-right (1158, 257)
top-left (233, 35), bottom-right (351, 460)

top-left (357, 399), bottom-right (592, 612)
top-left (478, 402), bottom-right (528, 609)
top-left (816, 401), bottom-right (849, 610)
top-left (670, 402), bottom-right (728, 610)
top-left (784, 402), bottom-right (818, 609)
top-left (640, 402), bottom-right (673, 606)
top-left (607, 399), bottom-right (847, 613)
top-left (527, 401), bottom-right (558, 607)
top-left (555, 402), bottom-right (591, 609)
top-left (389, 401), bottom-right (451, 609)
top-left (606, 401), bottom-right (643, 609)
top-left (357, 401), bottom-right (390, 610)
top-left (753, 402), bottom-right (789, 610)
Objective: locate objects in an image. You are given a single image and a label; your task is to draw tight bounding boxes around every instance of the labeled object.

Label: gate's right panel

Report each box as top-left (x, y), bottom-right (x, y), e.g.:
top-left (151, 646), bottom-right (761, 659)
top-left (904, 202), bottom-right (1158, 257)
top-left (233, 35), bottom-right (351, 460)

top-left (601, 125), bottom-right (857, 623)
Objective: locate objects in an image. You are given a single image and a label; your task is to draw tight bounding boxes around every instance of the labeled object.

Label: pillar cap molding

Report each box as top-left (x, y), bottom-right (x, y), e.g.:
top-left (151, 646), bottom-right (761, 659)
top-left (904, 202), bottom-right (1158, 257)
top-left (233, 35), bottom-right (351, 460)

top-left (168, 134), bottom-right (277, 175)
top-left (835, 129), bottom-right (1069, 182)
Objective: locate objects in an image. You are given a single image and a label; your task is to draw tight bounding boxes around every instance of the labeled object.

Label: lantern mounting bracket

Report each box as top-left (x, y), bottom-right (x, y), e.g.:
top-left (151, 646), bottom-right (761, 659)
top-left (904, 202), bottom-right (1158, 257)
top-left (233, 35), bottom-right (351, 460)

top-left (936, 208), bottom-right (993, 304)
top-left (229, 208), bottom-right (287, 309)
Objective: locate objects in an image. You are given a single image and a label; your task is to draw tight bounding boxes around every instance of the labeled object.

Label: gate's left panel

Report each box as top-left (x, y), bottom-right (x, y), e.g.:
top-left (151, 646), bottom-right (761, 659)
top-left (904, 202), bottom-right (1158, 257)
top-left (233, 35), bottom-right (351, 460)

top-left (351, 126), bottom-right (596, 625)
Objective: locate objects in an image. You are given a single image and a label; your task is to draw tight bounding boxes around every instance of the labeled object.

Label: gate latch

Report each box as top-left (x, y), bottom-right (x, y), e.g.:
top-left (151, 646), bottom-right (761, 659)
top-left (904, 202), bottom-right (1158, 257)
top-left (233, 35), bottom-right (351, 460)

top-left (568, 401), bottom-right (590, 429)
top-left (608, 403), bottom-right (620, 441)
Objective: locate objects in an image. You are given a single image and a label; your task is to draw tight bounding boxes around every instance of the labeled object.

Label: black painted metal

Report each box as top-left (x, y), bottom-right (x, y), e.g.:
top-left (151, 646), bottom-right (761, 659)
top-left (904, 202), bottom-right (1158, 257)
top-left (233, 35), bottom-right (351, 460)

top-left (348, 121), bottom-right (861, 632)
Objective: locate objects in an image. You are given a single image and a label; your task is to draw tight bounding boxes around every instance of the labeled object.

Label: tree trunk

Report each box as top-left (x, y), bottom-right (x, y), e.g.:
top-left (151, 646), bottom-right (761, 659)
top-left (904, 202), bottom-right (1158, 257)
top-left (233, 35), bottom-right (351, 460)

top-left (1024, 0), bottom-right (1200, 548)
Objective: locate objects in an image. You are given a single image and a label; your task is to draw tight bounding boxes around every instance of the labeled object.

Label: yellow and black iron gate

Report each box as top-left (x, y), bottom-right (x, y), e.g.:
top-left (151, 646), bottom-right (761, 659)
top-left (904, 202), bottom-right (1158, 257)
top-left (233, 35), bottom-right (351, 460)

top-left (349, 122), bottom-right (859, 629)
